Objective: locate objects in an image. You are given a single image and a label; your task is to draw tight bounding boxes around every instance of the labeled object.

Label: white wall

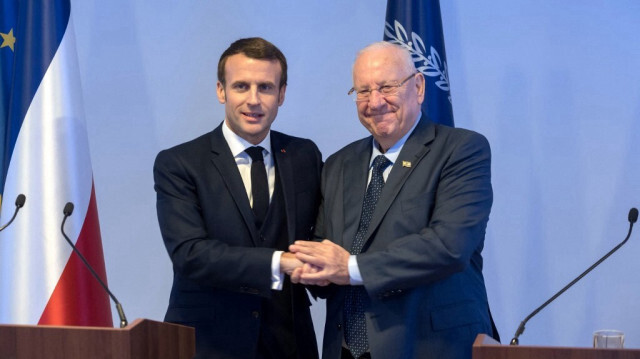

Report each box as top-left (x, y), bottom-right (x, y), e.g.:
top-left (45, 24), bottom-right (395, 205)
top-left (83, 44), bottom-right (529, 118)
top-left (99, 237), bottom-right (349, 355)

top-left (70, 0), bottom-right (640, 350)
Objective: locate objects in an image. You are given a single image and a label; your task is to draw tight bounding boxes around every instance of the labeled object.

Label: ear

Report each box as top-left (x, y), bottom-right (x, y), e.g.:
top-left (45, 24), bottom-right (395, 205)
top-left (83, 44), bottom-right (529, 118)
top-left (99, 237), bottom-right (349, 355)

top-left (415, 73), bottom-right (426, 105)
top-left (277, 85), bottom-right (286, 106)
top-left (216, 81), bottom-right (226, 104)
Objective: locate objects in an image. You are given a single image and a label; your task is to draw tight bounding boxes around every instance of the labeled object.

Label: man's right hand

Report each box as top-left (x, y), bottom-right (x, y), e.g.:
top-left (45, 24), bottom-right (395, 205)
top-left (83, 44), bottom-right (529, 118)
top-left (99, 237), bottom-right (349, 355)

top-left (280, 252), bottom-right (303, 275)
top-left (290, 263), bottom-right (331, 286)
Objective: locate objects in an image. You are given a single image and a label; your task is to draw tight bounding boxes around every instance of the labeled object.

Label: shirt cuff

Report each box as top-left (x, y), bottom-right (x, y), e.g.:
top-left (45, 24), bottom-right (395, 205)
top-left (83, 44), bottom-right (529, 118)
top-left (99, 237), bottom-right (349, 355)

top-left (271, 250), bottom-right (284, 290)
top-left (348, 255), bottom-right (363, 285)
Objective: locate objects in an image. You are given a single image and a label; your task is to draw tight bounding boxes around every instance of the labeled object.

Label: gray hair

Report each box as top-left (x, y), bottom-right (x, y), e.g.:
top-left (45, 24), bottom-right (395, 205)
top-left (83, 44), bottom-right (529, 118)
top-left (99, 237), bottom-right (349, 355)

top-left (354, 41), bottom-right (416, 74)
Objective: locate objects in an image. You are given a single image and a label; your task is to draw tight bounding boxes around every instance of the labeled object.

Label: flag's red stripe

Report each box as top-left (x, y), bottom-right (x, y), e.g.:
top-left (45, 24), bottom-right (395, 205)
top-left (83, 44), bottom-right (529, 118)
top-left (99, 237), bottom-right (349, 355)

top-left (38, 183), bottom-right (113, 326)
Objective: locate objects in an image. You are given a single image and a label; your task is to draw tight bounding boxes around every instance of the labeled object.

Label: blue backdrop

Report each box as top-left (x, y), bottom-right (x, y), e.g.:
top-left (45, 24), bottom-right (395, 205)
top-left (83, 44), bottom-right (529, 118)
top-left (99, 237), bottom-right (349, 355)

top-left (56, 0), bottom-right (640, 352)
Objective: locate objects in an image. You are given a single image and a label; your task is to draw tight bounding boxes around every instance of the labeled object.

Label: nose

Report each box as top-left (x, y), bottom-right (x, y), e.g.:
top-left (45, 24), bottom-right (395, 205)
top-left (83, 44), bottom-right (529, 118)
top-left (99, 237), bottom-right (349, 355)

top-left (367, 89), bottom-right (386, 109)
top-left (247, 87), bottom-right (260, 106)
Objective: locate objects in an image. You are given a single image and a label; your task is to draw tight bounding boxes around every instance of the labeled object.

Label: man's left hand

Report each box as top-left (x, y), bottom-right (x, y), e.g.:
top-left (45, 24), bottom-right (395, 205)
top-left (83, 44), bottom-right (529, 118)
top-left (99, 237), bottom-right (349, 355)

top-left (289, 240), bottom-right (351, 285)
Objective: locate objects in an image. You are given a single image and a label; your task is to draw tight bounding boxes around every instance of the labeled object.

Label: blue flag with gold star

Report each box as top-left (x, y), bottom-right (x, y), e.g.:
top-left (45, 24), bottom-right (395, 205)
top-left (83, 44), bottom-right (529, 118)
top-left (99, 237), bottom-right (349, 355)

top-left (0, 0), bottom-right (17, 202)
top-left (383, 0), bottom-right (455, 127)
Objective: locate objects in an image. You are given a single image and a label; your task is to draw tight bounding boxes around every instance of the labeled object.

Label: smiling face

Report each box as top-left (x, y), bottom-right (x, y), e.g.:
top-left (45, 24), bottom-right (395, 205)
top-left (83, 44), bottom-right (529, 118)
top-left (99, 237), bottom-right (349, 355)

top-left (216, 53), bottom-right (286, 144)
top-left (352, 44), bottom-right (425, 152)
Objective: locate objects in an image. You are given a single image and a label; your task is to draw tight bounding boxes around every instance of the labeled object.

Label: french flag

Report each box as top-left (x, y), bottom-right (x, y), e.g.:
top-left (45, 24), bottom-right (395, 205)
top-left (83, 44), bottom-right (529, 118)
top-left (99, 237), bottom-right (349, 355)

top-left (0, 0), bottom-right (112, 326)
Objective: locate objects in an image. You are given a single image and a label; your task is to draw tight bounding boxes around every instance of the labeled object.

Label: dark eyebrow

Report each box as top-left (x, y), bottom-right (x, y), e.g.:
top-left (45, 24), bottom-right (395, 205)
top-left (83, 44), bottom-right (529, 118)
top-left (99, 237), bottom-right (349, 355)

top-left (258, 81), bottom-right (277, 87)
top-left (228, 80), bottom-right (276, 88)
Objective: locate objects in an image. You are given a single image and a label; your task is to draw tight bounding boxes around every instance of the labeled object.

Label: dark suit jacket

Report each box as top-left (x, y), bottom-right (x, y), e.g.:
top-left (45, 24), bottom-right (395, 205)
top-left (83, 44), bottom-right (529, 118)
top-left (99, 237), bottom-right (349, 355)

top-left (316, 117), bottom-right (494, 359)
top-left (154, 123), bottom-right (321, 358)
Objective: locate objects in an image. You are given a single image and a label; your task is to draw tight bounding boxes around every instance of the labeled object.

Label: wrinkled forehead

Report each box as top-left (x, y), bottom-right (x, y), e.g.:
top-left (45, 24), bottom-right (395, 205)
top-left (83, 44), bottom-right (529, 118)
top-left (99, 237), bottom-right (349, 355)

top-left (353, 48), bottom-right (409, 85)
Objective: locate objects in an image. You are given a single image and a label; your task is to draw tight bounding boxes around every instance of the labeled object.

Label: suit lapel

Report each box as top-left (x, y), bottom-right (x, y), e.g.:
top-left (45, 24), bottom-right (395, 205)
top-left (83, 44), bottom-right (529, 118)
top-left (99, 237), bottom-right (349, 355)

top-left (209, 124), bottom-right (261, 245)
top-left (342, 139), bottom-right (372, 249)
top-left (364, 118), bottom-right (436, 244)
top-left (271, 133), bottom-right (296, 245)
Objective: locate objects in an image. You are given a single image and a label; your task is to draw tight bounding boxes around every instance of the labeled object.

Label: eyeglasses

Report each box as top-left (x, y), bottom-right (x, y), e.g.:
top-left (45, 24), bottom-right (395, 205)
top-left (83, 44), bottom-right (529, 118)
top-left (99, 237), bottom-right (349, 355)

top-left (348, 72), bottom-right (418, 102)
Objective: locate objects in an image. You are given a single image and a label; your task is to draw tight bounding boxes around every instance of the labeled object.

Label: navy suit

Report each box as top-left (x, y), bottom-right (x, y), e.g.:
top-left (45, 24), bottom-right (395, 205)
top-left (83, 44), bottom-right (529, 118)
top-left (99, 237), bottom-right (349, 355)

top-left (316, 117), bottom-right (496, 359)
top-left (154, 123), bottom-right (321, 358)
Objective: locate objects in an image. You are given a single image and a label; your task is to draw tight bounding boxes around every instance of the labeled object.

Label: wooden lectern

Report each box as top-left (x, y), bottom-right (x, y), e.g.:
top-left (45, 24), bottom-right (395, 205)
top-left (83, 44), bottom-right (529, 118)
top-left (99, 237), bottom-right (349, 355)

top-left (473, 334), bottom-right (640, 359)
top-left (0, 318), bottom-right (195, 359)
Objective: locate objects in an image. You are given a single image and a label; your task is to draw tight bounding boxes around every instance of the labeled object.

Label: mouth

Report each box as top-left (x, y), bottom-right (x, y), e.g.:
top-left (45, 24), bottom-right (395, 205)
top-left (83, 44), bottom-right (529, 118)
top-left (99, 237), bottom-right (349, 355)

top-left (367, 111), bottom-right (392, 121)
top-left (242, 112), bottom-right (264, 121)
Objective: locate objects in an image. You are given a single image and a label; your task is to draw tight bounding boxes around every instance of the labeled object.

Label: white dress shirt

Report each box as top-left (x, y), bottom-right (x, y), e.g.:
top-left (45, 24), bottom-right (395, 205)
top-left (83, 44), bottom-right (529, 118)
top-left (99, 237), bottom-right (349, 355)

top-left (221, 122), bottom-right (285, 290)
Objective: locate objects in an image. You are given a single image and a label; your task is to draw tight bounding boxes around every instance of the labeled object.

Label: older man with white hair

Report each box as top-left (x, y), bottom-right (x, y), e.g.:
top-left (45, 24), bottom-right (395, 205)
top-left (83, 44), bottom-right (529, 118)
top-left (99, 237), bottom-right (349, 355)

top-left (291, 41), bottom-right (499, 359)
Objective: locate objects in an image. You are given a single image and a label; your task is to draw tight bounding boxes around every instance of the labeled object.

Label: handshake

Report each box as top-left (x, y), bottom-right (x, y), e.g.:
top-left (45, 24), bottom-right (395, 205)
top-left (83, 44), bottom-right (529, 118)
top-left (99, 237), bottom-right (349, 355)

top-left (279, 240), bottom-right (352, 286)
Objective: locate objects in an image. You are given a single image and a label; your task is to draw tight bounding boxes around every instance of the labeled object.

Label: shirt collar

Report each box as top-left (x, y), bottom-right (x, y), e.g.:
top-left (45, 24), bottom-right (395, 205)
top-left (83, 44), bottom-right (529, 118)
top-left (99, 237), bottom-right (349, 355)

top-left (369, 113), bottom-right (421, 167)
top-left (222, 120), bottom-right (272, 157)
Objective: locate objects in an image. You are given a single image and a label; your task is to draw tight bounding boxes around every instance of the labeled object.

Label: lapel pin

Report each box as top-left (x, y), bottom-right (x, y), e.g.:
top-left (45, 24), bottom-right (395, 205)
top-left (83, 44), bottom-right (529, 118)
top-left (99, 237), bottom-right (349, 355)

top-left (281, 149), bottom-right (286, 153)
top-left (402, 161), bottom-right (411, 168)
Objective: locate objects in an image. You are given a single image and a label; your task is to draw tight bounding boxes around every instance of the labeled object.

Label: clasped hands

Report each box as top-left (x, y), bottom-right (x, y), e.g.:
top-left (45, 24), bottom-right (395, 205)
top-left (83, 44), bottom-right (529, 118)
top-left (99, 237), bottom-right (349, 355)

top-left (280, 240), bottom-right (351, 286)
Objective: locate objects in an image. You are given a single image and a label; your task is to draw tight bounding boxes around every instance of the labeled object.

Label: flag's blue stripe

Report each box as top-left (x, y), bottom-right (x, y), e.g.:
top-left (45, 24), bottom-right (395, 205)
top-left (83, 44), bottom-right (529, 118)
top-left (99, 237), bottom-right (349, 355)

top-left (0, 0), bottom-right (18, 199)
top-left (0, 0), bottom-right (17, 113)
top-left (1, 0), bottom-right (70, 194)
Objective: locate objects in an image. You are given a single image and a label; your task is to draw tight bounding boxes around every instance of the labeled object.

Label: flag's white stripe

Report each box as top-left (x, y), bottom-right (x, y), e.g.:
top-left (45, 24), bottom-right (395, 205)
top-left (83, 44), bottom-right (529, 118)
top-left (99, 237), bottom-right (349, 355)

top-left (0, 15), bottom-right (94, 325)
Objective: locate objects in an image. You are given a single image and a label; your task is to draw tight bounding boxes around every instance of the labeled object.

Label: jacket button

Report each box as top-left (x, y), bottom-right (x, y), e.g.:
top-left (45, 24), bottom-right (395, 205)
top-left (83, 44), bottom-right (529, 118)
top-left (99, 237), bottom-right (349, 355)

top-left (252, 311), bottom-right (260, 318)
top-left (337, 323), bottom-right (342, 330)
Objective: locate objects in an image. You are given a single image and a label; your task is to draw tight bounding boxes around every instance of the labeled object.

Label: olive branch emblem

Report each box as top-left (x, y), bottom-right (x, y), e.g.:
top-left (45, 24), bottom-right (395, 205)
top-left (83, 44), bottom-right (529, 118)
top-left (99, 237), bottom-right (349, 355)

top-left (384, 20), bottom-right (452, 103)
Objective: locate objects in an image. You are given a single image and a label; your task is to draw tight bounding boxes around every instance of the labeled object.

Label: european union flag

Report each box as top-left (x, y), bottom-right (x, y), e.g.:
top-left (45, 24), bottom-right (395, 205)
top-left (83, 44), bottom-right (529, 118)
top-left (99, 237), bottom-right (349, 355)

top-left (0, 0), bottom-right (17, 203)
top-left (384, 0), bottom-right (455, 127)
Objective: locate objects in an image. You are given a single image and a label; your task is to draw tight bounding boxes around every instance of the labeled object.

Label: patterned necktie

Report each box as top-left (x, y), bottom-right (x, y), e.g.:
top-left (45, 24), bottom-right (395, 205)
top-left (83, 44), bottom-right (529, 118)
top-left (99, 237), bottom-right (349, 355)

top-left (245, 146), bottom-right (269, 228)
top-left (344, 155), bottom-right (392, 358)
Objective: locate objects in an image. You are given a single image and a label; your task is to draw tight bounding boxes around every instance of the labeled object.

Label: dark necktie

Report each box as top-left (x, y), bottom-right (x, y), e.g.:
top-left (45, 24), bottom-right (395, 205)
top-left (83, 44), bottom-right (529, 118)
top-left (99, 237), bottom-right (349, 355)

top-left (344, 155), bottom-right (392, 358)
top-left (245, 146), bottom-right (269, 228)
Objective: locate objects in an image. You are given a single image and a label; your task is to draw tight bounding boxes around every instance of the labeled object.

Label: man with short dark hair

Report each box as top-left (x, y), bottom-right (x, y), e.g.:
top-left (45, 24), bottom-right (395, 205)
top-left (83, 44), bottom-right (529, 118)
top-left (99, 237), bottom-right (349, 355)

top-left (291, 41), bottom-right (498, 359)
top-left (155, 37), bottom-right (320, 359)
